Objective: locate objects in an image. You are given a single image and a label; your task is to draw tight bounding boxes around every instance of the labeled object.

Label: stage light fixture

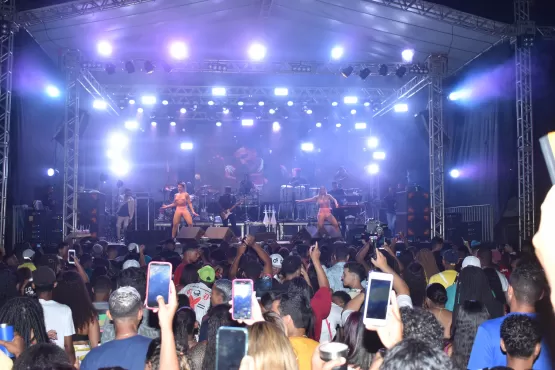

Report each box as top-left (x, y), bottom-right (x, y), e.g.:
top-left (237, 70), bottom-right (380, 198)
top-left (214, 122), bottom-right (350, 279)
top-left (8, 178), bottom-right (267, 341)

top-left (151, 121), bottom-right (157, 127)
top-left (331, 101), bottom-right (338, 107)
top-left (301, 142), bottom-right (314, 152)
top-left (47, 168), bottom-right (55, 177)
top-left (359, 68), bottom-right (371, 80)
top-left (137, 107), bottom-right (144, 113)
top-left (238, 101), bottom-right (244, 106)
top-left (367, 137), bottom-right (378, 148)
top-left (395, 66), bottom-right (407, 78)
top-left (336, 123), bottom-right (342, 128)
top-left (272, 121), bottom-right (281, 132)
top-left (105, 63), bottom-right (116, 75)
top-left (216, 121), bottom-right (222, 127)
top-left (223, 108), bottom-right (230, 114)
top-left (180, 142), bottom-right (193, 150)
top-left (161, 61), bottom-right (173, 73)
top-left (169, 41), bottom-right (188, 60)
top-left (341, 66), bottom-right (354, 78)
top-left (208, 100), bottom-right (215, 106)
top-left (378, 64), bottom-right (388, 76)
top-left (97, 41), bottom-right (113, 56)
top-left (354, 122), bottom-right (367, 130)
top-left (394, 103), bottom-right (408, 112)
top-left (111, 159), bottom-right (130, 176)
top-left (367, 163), bottom-right (379, 174)
top-left (274, 88), bottom-right (288, 96)
top-left (344, 96), bottom-right (358, 104)
top-left (448, 89), bottom-right (471, 101)
top-left (180, 108), bottom-right (187, 114)
top-left (93, 100), bottom-right (107, 110)
top-left (287, 101), bottom-right (293, 107)
top-left (170, 121), bottom-right (177, 126)
top-left (331, 46), bottom-right (344, 60)
top-left (364, 102), bottom-right (370, 107)
top-left (124, 61), bottom-right (135, 73)
top-left (124, 120), bottom-right (139, 130)
top-left (144, 61), bottom-right (155, 74)
top-left (248, 43), bottom-right (266, 61)
top-left (315, 122), bottom-right (322, 128)
top-left (45, 85), bottom-right (60, 97)
top-left (212, 87), bottom-right (226, 96)
top-left (402, 49), bottom-right (414, 63)
top-left (269, 109), bottom-right (276, 115)
top-left (242, 119), bottom-right (254, 126)
top-left (258, 101), bottom-right (265, 106)
top-left (449, 169), bottom-right (460, 178)
top-left (350, 109), bottom-right (356, 115)
top-left (373, 151), bottom-right (386, 160)
top-left (128, 99), bottom-right (136, 105)
top-left (162, 100), bottom-right (169, 105)
top-left (141, 96), bottom-right (156, 105)
top-left (306, 109), bottom-right (313, 115)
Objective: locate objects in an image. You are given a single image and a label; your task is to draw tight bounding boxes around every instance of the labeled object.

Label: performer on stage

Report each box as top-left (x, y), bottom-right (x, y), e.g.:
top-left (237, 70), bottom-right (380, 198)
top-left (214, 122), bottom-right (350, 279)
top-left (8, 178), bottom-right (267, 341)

top-left (160, 182), bottom-right (199, 238)
top-left (218, 186), bottom-right (240, 236)
top-left (116, 188), bottom-right (135, 241)
top-left (328, 181), bottom-right (347, 237)
top-left (296, 186), bottom-right (340, 236)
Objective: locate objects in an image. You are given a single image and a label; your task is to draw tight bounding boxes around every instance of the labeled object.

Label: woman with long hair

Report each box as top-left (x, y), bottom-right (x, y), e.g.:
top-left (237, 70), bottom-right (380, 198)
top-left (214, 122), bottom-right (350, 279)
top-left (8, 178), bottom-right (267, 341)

top-left (415, 249), bottom-right (440, 282)
top-left (53, 271), bottom-right (100, 363)
top-left (424, 283), bottom-right (452, 339)
top-left (452, 266), bottom-right (504, 320)
top-left (247, 321), bottom-right (298, 370)
top-left (449, 300), bottom-right (490, 370)
top-left (173, 307), bottom-right (197, 351)
top-left (341, 312), bottom-right (381, 370)
top-left (402, 262), bottom-right (427, 307)
top-left (0, 297), bottom-right (49, 348)
top-left (296, 186), bottom-right (340, 235)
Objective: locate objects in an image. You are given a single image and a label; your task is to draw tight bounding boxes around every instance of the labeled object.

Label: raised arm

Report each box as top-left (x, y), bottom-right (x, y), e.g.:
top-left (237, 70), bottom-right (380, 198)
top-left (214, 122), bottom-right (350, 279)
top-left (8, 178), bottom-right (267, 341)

top-left (160, 196), bottom-right (176, 209)
top-left (251, 240), bottom-right (273, 276)
top-left (229, 239), bottom-right (249, 279)
top-left (371, 249), bottom-right (409, 296)
top-left (309, 242), bottom-right (330, 289)
top-left (356, 241), bottom-right (373, 273)
top-left (296, 196), bottom-right (317, 204)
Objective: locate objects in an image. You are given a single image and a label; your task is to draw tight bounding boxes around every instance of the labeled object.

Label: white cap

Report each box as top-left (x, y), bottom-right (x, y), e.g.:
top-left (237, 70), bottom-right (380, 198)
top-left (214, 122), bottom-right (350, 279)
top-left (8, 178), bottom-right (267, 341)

top-left (122, 259), bottom-right (140, 270)
top-left (270, 254), bottom-right (283, 268)
top-left (462, 256), bottom-right (481, 269)
top-left (22, 249), bottom-right (35, 260)
top-left (127, 243), bottom-right (139, 253)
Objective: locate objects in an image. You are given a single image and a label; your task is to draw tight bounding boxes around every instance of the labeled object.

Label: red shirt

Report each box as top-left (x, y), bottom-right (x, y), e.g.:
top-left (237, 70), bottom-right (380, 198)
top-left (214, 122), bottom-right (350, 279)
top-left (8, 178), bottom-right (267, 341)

top-left (173, 262), bottom-right (187, 285)
top-left (310, 287), bottom-right (332, 341)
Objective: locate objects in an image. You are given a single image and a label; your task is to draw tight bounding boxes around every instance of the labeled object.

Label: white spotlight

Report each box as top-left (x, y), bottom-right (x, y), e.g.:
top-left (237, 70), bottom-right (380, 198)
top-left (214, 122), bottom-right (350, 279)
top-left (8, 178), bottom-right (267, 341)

top-left (180, 108), bottom-right (186, 114)
top-left (306, 109), bottom-right (313, 115)
top-left (216, 121), bottom-right (222, 127)
top-left (111, 159), bottom-right (130, 176)
top-left (108, 132), bottom-right (129, 148)
top-left (180, 142), bottom-right (193, 150)
top-left (242, 119), bottom-right (254, 126)
top-left (238, 101), bottom-right (244, 106)
top-left (354, 122), bottom-right (367, 130)
top-left (212, 87), bottom-right (226, 96)
top-left (367, 163), bottom-right (379, 174)
top-left (97, 41), bottom-right (113, 56)
top-left (223, 108), bottom-right (229, 114)
top-left (169, 41), bottom-right (188, 60)
top-left (402, 49), bottom-right (415, 63)
top-left (274, 88), bottom-right (288, 96)
top-left (125, 120), bottom-right (139, 130)
top-left (367, 137), bottom-right (378, 148)
top-left (269, 109), bottom-right (276, 115)
top-left (141, 96), bottom-right (156, 105)
top-left (336, 123), bottom-right (342, 128)
top-left (170, 121), bottom-right (176, 127)
top-left (47, 168), bottom-right (55, 177)
top-left (151, 121), bottom-right (157, 127)
top-left (301, 142), bottom-right (314, 152)
top-left (162, 100), bottom-right (169, 105)
top-left (272, 121), bottom-right (281, 132)
top-left (208, 101), bottom-right (215, 106)
top-left (364, 102), bottom-right (370, 107)
top-left (137, 107), bottom-right (144, 113)
top-left (450, 169), bottom-right (461, 178)
top-left (448, 89), bottom-right (471, 101)
top-left (45, 85), bottom-right (60, 97)
top-left (343, 96), bottom-right (358, 104)
top-left (331, 101), bottom-right (338, 107)
top-left (128, 99), bottom-right (136, 105)
top-left (373, 151), bottom-right (386, 160)
top-left (331, 46), bottom-right (344, 60)
top-left (258, 101), bottom-right (265, 106)
top-left (287, 101), bottom-right (293, 107)
top-left (315, 122), bottom-right (322, 128)
top-left (93, 100), bottom-right (107, 110)
top-left (248, 43), bottom-right (266, 61)
top-left (393, 103), bottom-right (409, 112)
top-left (350, 109), bottom-right (356, 115)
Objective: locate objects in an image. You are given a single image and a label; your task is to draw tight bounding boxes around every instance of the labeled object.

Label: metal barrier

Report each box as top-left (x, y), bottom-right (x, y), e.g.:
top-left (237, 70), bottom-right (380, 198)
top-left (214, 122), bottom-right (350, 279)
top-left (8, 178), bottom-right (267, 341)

top-left (445, 204), bottom-right (494, 242)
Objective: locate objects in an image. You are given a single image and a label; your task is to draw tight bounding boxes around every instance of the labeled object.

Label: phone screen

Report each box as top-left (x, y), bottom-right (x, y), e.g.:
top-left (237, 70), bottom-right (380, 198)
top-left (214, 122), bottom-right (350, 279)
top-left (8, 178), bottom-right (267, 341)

top-left (232, 280), bottom-right (253, 320)
top-left (216, 327), bottom-right (248, 370)
top-left (365, 278), bottom-right (392, 320)
top-left (68, 250), bottom-right (76, 264)
top-left (146, 263), bottom-right (171, 308)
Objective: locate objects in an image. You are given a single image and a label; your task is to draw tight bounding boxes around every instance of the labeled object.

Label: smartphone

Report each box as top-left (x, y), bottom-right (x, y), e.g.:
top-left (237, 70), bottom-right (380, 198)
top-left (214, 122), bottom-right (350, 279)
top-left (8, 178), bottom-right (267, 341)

top-left (145, 262), bottom-right (173, 310)
top-left (68, 249), bottom-right (76, 264)
top-left (363, 271), bottom-right (393, 327)
top-left (232, 279), bottom-right (253, 320)
top-left (215, 326), bottom-right (248, 370)
top-left (540, 132), bottom-right (555, 184)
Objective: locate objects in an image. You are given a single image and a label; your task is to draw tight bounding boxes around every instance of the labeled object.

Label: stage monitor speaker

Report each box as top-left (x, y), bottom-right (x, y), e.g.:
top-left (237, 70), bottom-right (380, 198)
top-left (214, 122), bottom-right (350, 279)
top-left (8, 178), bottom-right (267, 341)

top-left (255, 232), bottom-right (277, 242)
top-left (126, 230), bottom-right (170, 247)
top-left (293, 225), bottom-right (342, 242)
top-left (204, 227), bottom-right (234, 243)
top-left (290, 227), bottom-right (313, 244)
top-left (176, 227), bottom-right (204, 244)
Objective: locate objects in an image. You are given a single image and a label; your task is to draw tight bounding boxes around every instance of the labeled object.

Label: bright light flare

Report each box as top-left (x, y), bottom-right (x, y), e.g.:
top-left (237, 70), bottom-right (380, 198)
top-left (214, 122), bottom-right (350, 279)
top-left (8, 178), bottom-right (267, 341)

top-left (401, 49), bottom-right (414, 63)
top-left (449, 169), bottom-right (461, 178)
top-left (151, 121), bottom-right (157, 127)
top-left (170, 121), bottom-right (176, 127)
top-left (393, 103), bottom-right (408, 112)
top-left (301, 142), bottom-right (314, 152)
top-left (354, 122), bottom-right (367, 130)
top-left (344, 96), bottom-right (358, 104)
top-left (448, 89), bottom-right (472, 101)
top-left (248, 43), bottom-right (267, 60)
top-left (212, 87), bottom-right (226, 96)
top-left (45, 85), bottom-right (60, 97)
top-left (124, 120), bottom-right (139, 130)
top-left (367, 137), bottom-right (378, 148)
top-left (47, 168), bottom-right (55, 177)
top-left (367, 163), bottom-right (380, 174)
top-left (315, 122), bottom-right (322, 128)
top-left (141, 96), bottom-right (156, 105)
top-left (108, 132), bottom-right (129, 148)
top-left (373, 151), bottom-right (386, 160)
top-left (216, 121), bottom-right (222, 127)
top-left (93, 100), bottom-right (107, 110)
top-left (97, 41), bottom-right (113, 56)
top-left (272, 121), bottom-right (281, 132)
top-left (331, 46), bottom-right (344, 60)
top-left (111, 159), bottom-right (130, 176)
top-left (180, 142), bottom-right (193, 150)
top-left (169, 41), bottom-right (188, 60)
top-left (180, 108), bottom-right (186, 114)
top-left (242, 119), bottom-right (254, 126)
top-left (274, 88), bottom-right (288, 96)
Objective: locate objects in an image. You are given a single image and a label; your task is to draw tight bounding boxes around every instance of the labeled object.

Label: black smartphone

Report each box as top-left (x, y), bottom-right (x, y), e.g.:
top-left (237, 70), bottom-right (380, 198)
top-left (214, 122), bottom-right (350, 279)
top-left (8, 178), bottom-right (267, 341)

top-left (216, 326), bottom-right (248, 370)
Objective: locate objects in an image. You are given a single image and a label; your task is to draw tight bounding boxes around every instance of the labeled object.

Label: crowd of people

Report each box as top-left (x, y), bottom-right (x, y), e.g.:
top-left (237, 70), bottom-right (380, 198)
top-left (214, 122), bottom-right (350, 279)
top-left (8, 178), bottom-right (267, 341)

top-left (0, 185), bottom-right (555, 370)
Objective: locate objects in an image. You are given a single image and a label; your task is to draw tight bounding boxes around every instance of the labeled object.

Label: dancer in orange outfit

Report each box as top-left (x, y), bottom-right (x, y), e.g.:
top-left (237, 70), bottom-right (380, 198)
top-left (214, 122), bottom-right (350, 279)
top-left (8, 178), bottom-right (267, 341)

top-left (296, 186), bottom-right (340, 236)
top-left (161, 182), bottom-right (199, 238)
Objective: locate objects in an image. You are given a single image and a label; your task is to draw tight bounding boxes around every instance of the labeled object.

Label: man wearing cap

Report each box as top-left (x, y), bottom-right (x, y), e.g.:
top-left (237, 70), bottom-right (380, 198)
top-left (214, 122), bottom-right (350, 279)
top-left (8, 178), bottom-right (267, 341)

top-left (18, 249), bottom-right (36, 271)
top-left (428, 249), bottom-right (459, 288)
top-left (33, 266), bottom-right (76, 365)
top-left (270, 253), bottom-right (284, 282)
top-left (178, 265), bottom-right (215, 324)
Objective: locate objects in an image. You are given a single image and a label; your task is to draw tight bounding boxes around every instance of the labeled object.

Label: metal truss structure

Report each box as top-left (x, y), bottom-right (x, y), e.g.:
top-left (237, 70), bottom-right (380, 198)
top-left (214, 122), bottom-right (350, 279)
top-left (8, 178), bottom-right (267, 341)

top-left (0, 0), bottom-right (15, 250)
top-left (372, 76), bottom-right (430, 117)
top-left (78, 69), bottom-right (119, 115)
top-left (513, 0), bottom-right (535, 246)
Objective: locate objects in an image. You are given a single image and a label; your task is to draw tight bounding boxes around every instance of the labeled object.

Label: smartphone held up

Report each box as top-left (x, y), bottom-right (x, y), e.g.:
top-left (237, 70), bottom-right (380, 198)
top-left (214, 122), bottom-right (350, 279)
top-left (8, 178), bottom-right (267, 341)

top-left (363, 271), bottom-right (393, 327)
top-left (145, 261), bottom-right (172, 310)
top-left (216, 326), bottom-right (248, 370)
top-left (232, 279), bottom-right (253, 321)
top-left (68, 249), bottom-right (76, 264)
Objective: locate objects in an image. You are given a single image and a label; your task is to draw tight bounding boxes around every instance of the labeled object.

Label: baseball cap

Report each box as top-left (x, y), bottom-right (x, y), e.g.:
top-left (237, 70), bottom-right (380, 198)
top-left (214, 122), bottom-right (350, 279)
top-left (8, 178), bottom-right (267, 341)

top-left (122, 259), bottom-right (141, 270)
top-left (127, 243), bottom-right (139, 253)
top-left (198, 265), bottom-right (215, 283)
top-left (462, 256), bottom-right (481, 269)
top-left (442, 249), bottom-right (459, 264)
top-left (22, 249), bottom-right (35, 260)
top-left (470, 240), bottom-right (481, 249)
top-left (33, 266), bottom-right (57, 286)
top-left (270, 254), bottom-right (284, 268)
top-left (92, 244), bottom-right (104, 254)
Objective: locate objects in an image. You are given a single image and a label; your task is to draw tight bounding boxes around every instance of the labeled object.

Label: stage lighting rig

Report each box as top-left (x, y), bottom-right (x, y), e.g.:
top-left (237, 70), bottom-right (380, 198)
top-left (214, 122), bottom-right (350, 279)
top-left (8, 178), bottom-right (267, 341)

top-left (359, 68), bottom-right (371, 80)
top-left (291, 64), bottom-right (312, 72)
top-left (409, 63), bottom-right (429, 75)
top-left (125, 61), bottom-right (135, 73)
top-left (144, 61), bottom-right (155, 74)
top-left (395, 66), bottom-right (407, 78)
top-left (341, 66), bottom-right (354, 78)
top-left (378, 64), bottom-right (388, 76)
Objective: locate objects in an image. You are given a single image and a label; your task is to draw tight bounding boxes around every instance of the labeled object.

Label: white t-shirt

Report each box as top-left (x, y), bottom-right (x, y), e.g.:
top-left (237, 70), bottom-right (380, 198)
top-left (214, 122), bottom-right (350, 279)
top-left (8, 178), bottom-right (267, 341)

top-left (39, 299), bottom-right (76, 349)
top-left (320, 303), bottom-right (343, 343)
top-left (179, 283), bottom-right (212, 323)
top-left (496, 270), bottom-right (509, 292)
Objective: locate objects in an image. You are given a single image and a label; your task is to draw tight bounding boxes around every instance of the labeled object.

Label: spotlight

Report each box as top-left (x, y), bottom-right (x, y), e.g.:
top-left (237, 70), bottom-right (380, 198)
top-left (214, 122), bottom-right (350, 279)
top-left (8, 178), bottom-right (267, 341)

top-left (47, 168), bottom-right (55, 177)
top-left (343, 96), bottom-right (358, 104)
top-left (151, 121), bottom-right (157, 127)
top-left (223, 108), bottom-right (230, 114)
top-left (331, 46), bottom-right (344, 60)
top-left (124, 61), bottom-right (135, 73)
top-left (258, 101), bottom-right (265, 106)
top-left (144, 61), bottom-right (155, 74)
top-left (45, 85), bottom-right (60, 97)
top-left (359, 68), bottom-right (371, 80)
top-left (169, 41), bottom-right (188, 60)
top-left (162, 100), bottom-right (169, 105)
top-left (269, 109), bottom-right (276, 115)
top-left (208, 101), bottom-right (215, 106)
top-left (170, 121), bottom-right (176, 126)
top-left (248, 43), bottom-right (266, 61)
top-left (238, 101), bottom-right (244, 106)
top-left (448, 89), bottom-right (471, 101)
top-left (242, 119), bottom-right (254, 126)
top-left (449, 169), bottom-right (460, 178)
top-left (141, 96), bottom-right (156, 105)
top-left (402, 49), bottom-right (415, 63)
top-left (108, 132), bottom-right (129, 148)
top-left (180, 142), bottom-right (193, 150)
top-left (105, 63), bottom-right (116, 75)
top-left (378, 64), bottom-right (388, 76)
top-left (354, 122), bottom-right (367, 130)
top-left (336, 123), bottom-right (342, 128)
top-left (111, 159), bottom-right (130, 176)
top-left (124, 120), bottom-right (139, 130)
top-left (373, 151), bottom-right (386, 160)
top-left (395, 66), bottom-right (407, 78)
top-left (350, 109), bottom-right (356, 115)
top-left (97, 41), bottom-right (113, 56)
top-left (341, 66), bottom-right (354, 78)
top-left (274, 88), bottom-right (288, 96)
top-left (367, 137), bottom-right (378, 148)
top-left (315, 122), bottom-right (322, 128)
top-left (301, 142), bottom-right (314, 152)
top-left (272, 121), bottom-right (281, 132)
top-left (93, 100), bottom-right (107, 110)
top-left (212, 87), bottom-right (226, 96)
top-left (331, 101), bottom-right (338, 107)
top-left (287, 101), bottom-right (293, 107)
top-left (128, 99), bottom-right (136, 105)
top-left (216, 121), bottom-right (222, 127)
top-left (137, 107), bottom-right (143, 113)
top-left (364, 102), bottom-right (370, 107)
top-left (306, 109), bottom-right (313, 115)
top-left (367, 163), bottom-right (379, 174)
top-left (180, 108), bottom-right (187, 114)
top-left (393, 103), bottom-right (408, 112)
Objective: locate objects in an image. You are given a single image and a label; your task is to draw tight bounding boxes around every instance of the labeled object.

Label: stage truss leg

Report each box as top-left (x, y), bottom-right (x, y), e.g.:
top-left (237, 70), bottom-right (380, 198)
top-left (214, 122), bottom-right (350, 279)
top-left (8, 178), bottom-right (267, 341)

top-left (513, 0), bottom-right (535, 247)
top-left (62, 50), bottom-right (81, 237)
top-left (0, 0), bottom-right (15, 250)
top-left (428, 54), bottom-right (447, 238)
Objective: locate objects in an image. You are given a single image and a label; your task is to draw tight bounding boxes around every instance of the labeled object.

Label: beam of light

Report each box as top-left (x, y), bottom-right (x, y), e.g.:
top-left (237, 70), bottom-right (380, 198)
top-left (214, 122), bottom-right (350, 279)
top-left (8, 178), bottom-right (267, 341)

top-left (449, 169), bottom-right (461, 178)
top-left (367, 137), bottom-right (378, 148)
top-left (169, 41), bottom-right (188, 60)
top-left (97, 41), bottom-right (113, 56)
top-left (248, 43), bottom-right (266, 61)
top-left (111, 159), bottom-right (130, 176)
top-left (212, 87), bottom-right (226, 96)
top-left (170, 121), bottom-right (176, 126)
top-left (274, 88), bottom-right (288, 96)
top-left (242, 119), bottom-right (254, 126)
top-left (93, 100), bottom-right (107, 110)
top-left (180, 142), bottom-right (193, 150)
top-left (45, 85), bottom-right (60, 97)
top-left (401, 49), bottom-right (414, 63)
top-left (331, 46), bottom-right (344, 60)
top-left (124, 120), bottom-right (139, 130)
top-left (354, 122), bottom-right (367, 130)
top-left (108, 132), bottom-right (129, 148)
top-left (373, 151), bottom-right (386, 160)
top-left (343, 96), bottom-right (358, 104)
top-left (448, 89), bottom-right (472, 101)
top-left (393, 103), bottom-right (408, 112)
top-left (367, 163), bottom-right (379, 174)
top-left (301, 142), bottom-right (314, 152)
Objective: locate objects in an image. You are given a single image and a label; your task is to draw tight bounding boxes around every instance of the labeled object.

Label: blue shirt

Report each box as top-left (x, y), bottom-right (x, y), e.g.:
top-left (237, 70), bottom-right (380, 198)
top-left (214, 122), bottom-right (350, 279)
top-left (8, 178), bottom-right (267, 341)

top-left (468, 312), bottom-right (552, 370)
top-left (81, 335), bottom-right (152, 370)
top-left (324, 262), bottom-right (348, 293)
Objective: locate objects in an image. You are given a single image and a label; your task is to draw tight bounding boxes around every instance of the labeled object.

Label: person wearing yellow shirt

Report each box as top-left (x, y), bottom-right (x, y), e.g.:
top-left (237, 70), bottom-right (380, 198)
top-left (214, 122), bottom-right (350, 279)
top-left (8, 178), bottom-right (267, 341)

top-left (428, 249), bottom-right (459, 288)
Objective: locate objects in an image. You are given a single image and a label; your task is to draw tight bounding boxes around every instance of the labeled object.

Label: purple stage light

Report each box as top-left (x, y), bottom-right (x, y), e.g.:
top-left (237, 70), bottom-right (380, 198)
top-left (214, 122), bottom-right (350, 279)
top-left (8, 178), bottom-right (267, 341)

top-left (402, 49), bottom-right (414, 63)
top-left (248, 43), bottom-right (266, 61)
top-left (169, 41), bottom-right (188, 60)
top-left (97, 41), bottom-right (113, 56)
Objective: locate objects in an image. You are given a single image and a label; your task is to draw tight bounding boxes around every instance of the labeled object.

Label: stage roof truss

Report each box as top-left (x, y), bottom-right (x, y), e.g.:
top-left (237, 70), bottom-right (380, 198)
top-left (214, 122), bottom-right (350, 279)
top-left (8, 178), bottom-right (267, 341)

top-left (78, 68), bottom-right (119, 116)
top-left (372, 75), bottom-right (430, 117)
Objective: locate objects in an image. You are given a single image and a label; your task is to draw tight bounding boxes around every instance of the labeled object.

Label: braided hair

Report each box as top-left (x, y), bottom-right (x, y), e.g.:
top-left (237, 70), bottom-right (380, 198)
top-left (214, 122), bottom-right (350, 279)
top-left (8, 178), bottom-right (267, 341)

top-left (0, 297), bottom-right (49, 347)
